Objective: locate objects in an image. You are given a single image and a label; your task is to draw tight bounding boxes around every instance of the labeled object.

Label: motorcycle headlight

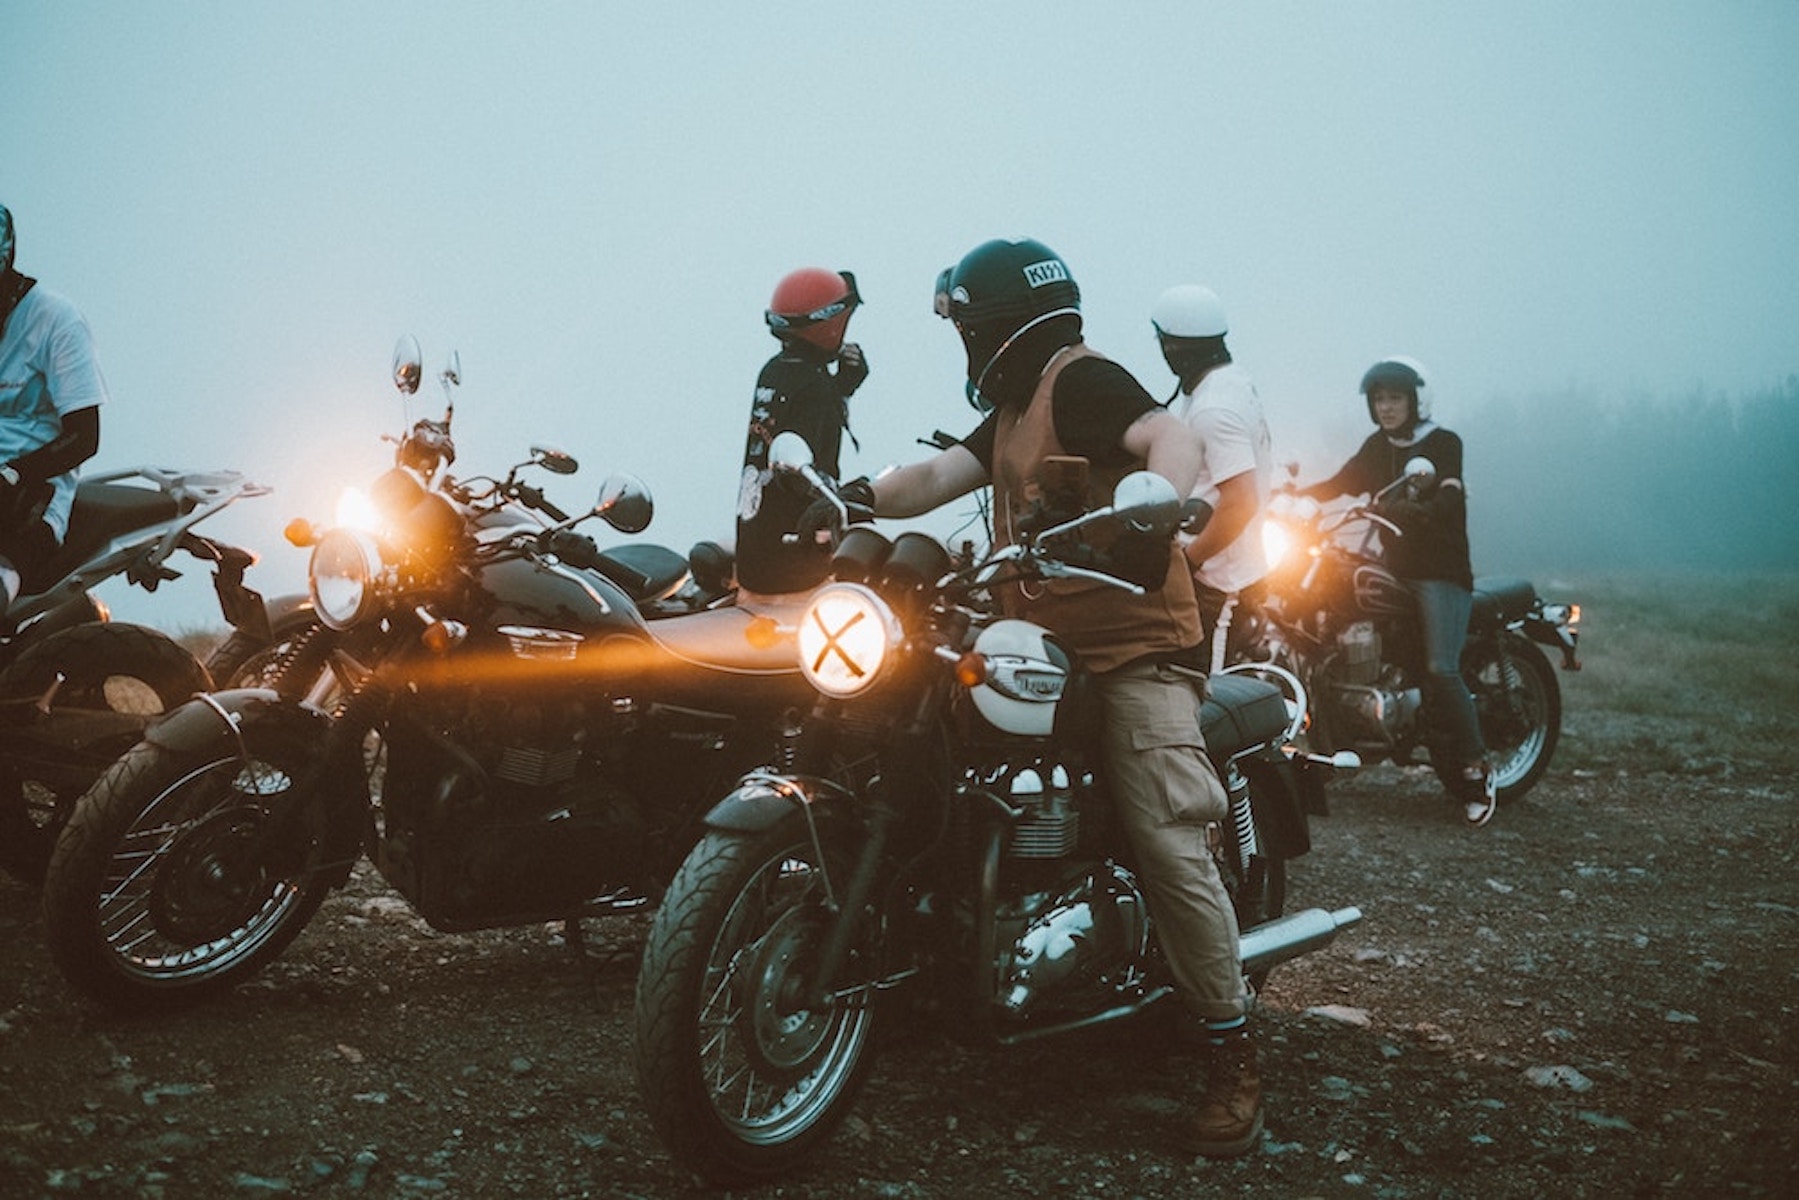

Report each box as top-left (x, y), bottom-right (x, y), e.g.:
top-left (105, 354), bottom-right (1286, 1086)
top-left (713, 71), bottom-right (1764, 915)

top-left (796, 583), bottom-right (902, 698)
top-left (1261, 519), bottom-right (1294, 571)
top-left (309, 528), bottom-right (385, 630)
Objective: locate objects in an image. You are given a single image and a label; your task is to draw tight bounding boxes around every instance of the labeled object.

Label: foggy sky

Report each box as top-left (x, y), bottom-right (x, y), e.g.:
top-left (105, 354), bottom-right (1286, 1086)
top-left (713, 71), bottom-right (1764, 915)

top-left (6, 2), bottom-right (1796, 627)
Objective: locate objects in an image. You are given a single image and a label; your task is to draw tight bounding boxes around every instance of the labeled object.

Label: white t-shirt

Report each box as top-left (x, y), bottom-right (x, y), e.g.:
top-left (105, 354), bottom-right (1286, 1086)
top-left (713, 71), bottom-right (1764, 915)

top-left (1171, 361), bottom-right (1273, 593)
top-left (0, 286), bottom-right (110, 537)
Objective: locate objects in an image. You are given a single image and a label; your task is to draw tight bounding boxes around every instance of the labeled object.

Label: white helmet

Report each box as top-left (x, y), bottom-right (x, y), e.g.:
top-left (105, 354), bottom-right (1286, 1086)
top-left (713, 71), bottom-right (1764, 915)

top-left (1150, 284), bottom-right (1228, 339)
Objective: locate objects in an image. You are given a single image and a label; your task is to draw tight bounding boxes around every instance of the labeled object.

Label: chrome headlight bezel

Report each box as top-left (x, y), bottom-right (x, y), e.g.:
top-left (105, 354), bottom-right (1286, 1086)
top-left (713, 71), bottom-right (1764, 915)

top-left (309, 528), bottom-right (386, 630)
top-left (796, 582), bottom-right (903, 698)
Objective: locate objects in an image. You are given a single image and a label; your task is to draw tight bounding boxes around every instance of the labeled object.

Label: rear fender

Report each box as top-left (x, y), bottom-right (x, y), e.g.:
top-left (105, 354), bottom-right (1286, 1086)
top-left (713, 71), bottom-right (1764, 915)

top-left (1240, 755), bottom-right (1312, 860)
top-left (703, 771), bottom-right (861, 834)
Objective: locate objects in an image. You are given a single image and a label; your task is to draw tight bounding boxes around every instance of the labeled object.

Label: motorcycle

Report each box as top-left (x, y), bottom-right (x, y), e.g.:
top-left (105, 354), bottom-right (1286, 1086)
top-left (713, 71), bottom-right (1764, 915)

top-left (632, 436), bottom-right (1360, 1185)
top-left (1229, 457), bottom-right (1581, 804)
top-left (0, 465), bottom-right (272, 883)
top-left (39, 339), bottom-right (816, 1010)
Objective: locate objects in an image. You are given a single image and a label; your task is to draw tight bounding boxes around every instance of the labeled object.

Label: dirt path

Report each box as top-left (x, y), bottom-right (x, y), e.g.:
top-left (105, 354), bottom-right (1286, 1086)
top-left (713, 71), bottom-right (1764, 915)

top-left (3, 761), bottom-right (1795, 1198)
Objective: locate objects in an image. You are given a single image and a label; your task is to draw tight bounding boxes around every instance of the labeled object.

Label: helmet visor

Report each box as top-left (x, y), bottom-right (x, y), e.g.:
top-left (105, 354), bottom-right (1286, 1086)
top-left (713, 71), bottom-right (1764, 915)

top-left (766, 271), bottom-right (860, 331)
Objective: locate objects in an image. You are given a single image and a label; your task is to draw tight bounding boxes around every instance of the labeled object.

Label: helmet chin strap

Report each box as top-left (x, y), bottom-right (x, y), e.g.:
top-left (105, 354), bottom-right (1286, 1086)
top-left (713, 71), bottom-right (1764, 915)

top-left (968, 306), bottom-right (1081, 411)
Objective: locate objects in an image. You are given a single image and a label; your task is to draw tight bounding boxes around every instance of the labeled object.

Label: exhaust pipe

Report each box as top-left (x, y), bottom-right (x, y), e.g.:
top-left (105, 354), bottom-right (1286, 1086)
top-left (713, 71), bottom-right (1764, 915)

top-left (1239, 906), bottom-right (1362, 976)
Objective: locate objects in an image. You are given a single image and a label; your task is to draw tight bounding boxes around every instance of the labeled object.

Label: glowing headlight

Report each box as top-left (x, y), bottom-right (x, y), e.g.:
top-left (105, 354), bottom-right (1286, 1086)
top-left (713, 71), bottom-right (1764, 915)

top-left (309, 529), bottom-right (385, 630)
top-left (1261, 519), bottom-right (1294, 570)
top-left (796, 583), bottom-right (902, 698)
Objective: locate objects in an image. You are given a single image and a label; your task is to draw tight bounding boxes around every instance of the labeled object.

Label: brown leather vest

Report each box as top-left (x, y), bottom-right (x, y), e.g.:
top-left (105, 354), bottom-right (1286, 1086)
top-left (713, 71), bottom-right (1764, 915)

top-left (991, 345), bottom-right (1201, 673)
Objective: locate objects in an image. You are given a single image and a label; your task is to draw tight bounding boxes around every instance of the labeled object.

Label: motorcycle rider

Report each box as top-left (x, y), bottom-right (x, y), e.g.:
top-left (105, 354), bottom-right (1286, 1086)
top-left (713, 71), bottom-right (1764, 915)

top-left (1152, 284), bottom-right (1274, 673)
top-left (842, 238), bottom-right (1264, 1158)
top-left (1301, 357), bottom-right (1495, 826)
top-left (735, 267), bottom-right (869, 599)
top-left (0, 203), bottom-right (107, 609)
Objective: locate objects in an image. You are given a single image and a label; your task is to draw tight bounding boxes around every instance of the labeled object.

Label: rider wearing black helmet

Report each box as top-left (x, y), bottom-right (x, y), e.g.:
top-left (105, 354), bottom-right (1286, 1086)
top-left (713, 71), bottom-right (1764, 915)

top-left (1302, 356), bottom-right (1494, 825)
top-left (855, 238), bottom-right (1265, 1159)
top-left (0, 203), bottom-right (107, 607)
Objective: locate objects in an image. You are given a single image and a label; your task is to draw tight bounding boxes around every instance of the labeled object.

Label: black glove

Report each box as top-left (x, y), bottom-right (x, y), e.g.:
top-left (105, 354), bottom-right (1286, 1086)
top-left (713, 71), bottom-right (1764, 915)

top-left (796, 478), bottom-right (875, 546)
top-left (834, 343), bottom-right (869, 397)
top-left (1180, 497), bottom-right (1215, 536)
top-left (0, 473), bottom-right (52, 532)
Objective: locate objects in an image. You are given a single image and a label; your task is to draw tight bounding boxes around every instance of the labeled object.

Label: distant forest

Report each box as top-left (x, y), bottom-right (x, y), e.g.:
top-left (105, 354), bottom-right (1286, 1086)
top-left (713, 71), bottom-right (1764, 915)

top-left (1458, 376), bottom-right (1799, 578)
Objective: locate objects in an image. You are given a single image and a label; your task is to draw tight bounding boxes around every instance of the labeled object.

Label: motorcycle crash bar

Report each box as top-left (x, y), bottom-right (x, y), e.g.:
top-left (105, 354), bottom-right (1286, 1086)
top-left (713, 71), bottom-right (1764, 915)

top-left (1238, 906), bottom-right (1363, 978)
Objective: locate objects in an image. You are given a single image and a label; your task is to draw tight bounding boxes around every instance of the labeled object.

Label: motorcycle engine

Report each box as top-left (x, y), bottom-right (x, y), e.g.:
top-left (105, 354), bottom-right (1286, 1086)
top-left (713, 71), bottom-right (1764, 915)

top-left (1323, 628), bottom-right (1423, 746)
top-left (996, 862), bottom-right (1152, 1019)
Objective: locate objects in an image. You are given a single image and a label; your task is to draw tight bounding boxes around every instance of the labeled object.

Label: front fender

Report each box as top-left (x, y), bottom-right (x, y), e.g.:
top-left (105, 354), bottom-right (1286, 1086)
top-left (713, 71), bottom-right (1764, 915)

top-left (143, 687), bottom-right (366, 884)
top-left (704, 771), bottom-right (860, 833)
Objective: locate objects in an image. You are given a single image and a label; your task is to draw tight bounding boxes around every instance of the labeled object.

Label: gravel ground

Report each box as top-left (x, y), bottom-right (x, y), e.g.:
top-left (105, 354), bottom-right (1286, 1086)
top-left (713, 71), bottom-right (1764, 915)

top-left (2, 757), bottom-right (1795, 1198)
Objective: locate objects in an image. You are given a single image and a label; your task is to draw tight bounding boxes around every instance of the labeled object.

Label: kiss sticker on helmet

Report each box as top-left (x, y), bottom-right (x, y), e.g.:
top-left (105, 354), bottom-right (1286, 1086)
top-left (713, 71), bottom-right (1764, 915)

top-left (1024, 259), bottom-right (1069, 288)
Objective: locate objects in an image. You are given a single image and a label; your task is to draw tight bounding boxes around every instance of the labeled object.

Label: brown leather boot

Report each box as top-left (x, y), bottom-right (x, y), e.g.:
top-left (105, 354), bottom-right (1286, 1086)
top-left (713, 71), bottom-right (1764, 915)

top-left (1191, 1025), bottom-right (1264, 1158)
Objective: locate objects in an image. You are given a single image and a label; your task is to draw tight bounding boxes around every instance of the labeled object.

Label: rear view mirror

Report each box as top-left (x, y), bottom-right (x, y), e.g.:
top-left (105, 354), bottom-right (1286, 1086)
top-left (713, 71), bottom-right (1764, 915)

top-left (393, 336), bottom-right (424, 396)
top-left (594, 473), bottom-right (653, 534)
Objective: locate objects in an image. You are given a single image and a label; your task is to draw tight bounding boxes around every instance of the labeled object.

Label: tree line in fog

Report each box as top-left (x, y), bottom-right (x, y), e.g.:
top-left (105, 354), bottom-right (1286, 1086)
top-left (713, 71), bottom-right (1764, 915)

top-left (1459, 376), bottom-right (1798, 578)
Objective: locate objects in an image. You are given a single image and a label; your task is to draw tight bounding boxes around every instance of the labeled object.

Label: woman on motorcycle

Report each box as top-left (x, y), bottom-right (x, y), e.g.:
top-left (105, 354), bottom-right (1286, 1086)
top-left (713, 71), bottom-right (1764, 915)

top-left (1301, 357), bottom-right (1495, 826)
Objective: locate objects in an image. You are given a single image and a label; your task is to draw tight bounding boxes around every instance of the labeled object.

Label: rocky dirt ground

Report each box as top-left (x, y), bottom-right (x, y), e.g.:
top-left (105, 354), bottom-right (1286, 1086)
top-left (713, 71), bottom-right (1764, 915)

top-left (2, 753), bottom-right (1795, 1198)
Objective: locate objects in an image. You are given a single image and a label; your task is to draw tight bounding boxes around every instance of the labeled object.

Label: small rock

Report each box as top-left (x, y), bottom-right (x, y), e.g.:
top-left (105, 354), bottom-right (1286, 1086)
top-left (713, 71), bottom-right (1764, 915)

top-left (1305, 1004), bottom-right (1371, 1027)
top-left (1524, 1064), bottom-right (1593, 1092)
top-left (1576, 1110), bottom-right (1636, 1131)
top-left (1664, 1010), bottom-right (1699, 1024)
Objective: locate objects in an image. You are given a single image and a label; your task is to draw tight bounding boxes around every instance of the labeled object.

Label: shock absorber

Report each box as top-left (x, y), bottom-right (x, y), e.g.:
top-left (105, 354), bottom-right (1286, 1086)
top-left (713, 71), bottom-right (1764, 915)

top-left (1226, 762), bottom-right (1256, 876)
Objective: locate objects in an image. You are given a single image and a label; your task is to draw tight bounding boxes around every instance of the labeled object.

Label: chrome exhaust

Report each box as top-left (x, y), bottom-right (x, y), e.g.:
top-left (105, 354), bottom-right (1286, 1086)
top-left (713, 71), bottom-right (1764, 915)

top-left (1239, 906), bottom-right (1362, 976)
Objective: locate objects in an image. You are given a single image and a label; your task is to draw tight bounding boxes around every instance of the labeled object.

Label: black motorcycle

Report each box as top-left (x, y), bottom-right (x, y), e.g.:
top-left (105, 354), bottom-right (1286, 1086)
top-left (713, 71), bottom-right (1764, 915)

top-left (39, 341), bottom-right (816, 1010)
top-left (1230, 457), bottom-right (1581, 803)
top-left (632, 440), bottom-right (1359, 1185)
top-left (0, 465), bottom-right (272, 883)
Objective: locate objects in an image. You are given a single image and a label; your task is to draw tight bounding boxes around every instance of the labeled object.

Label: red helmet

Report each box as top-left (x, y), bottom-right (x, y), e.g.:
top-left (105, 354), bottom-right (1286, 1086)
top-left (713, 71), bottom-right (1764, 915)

top-left (766, 267), bottom-right (860, 351)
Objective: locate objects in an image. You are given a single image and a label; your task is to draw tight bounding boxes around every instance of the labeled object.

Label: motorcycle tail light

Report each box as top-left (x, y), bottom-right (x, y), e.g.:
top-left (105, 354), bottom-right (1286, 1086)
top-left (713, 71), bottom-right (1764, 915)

top-left (797, 583), bottom-right (901, 698)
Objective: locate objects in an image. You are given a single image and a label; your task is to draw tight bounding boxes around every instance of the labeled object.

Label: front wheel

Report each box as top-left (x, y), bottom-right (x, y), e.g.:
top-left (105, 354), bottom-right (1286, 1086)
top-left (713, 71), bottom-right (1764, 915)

top-left (0, 623), bottom-right (211, 885)
top-left (1436, 631), bottom-right (1561, 804)
top-left (41, 721), bottom-right (334, 1010)
top-left (633, 815), bottom-right (879, 1186)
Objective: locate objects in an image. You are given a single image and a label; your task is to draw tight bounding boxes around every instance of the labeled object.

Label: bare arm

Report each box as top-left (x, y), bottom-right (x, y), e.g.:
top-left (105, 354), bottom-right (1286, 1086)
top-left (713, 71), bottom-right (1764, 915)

top-left (868, 443), bottom-right (987, 518)
top-left (1183, 469), bottom-right (1258, 569)
top-left (1120, 409), bottom-right (1201, 497)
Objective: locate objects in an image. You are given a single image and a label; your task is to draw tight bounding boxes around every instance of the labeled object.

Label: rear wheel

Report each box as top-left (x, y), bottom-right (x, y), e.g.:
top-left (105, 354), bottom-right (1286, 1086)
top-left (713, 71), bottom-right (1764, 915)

top-left (1434, 631), bottom-right (1561, 804)
top-left (633, 815), bottom-right (879, 1186)
top-left (40, 720), bottom-right (334, 1010)
top-left (0, 623), bottom-right (210, 884)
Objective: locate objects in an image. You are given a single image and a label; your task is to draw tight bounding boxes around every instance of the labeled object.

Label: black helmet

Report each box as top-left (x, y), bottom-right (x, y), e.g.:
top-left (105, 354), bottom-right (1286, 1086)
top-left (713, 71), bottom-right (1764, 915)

top-left (1359, 356), bottom-right (1432, 424)
top-left (937, 238), bottom-right (1081, 409)
top-left (0, 205), bottom-right (14, 276)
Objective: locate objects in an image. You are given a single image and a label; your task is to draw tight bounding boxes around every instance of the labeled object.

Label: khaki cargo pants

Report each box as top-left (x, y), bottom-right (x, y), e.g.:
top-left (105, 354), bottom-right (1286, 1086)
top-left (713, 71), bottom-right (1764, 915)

top-left (1093, 658), bottom-right (1249, 1022)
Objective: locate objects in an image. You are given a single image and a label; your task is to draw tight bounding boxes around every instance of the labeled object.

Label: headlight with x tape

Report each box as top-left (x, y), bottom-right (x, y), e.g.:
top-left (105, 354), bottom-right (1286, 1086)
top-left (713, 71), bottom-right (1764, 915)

top-left (795, 583), bottom-right (903, 698)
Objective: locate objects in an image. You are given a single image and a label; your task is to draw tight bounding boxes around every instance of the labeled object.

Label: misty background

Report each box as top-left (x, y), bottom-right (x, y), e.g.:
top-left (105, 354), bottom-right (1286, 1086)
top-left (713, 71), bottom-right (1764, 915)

top-left (5, 2), bottom-right (1795, 631)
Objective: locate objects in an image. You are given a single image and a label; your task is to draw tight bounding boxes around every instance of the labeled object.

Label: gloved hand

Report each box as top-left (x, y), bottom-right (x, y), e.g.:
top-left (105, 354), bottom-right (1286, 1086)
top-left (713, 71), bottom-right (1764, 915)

top-left (1180, 496), bottom-right (1215, 535)
top-left (796, 477), bottom-right (875, 546)
top-left (835, 343), bottom-right (869, 397)
top-left (1376, 492), bottom-right (1429, 529)
top-left (0, 472), bottom-right (51, 531)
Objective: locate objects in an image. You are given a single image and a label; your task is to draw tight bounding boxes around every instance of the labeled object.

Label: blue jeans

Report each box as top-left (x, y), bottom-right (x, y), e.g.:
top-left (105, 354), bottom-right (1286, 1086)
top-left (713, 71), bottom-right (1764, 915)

top-left (1409, 579), bottom-right (1486, 771)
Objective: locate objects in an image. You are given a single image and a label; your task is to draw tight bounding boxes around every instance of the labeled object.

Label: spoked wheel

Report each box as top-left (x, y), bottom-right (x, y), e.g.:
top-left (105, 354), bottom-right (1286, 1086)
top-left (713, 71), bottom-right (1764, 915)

top-left (1437, 631), bottom-right (1561, 804)
top-left (41, 722), bottom-right (334, 1010)
top-left (204, 607), bottom-right (334, 704)
top-left (634, 815), bottom-right (879, 1186)
top-left (0, 622), bottom-right (211, 885)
